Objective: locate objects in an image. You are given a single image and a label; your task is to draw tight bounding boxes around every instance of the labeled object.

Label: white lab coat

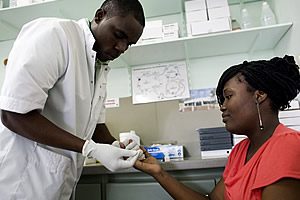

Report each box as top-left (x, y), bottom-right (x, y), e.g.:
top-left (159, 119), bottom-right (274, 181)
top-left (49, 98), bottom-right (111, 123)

top-left (0, 18), bottom-right (110, 200)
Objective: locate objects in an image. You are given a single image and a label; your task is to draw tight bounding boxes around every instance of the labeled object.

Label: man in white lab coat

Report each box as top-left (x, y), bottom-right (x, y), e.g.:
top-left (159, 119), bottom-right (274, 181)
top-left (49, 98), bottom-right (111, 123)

top-left (0, 0), bottom-right (145, 199)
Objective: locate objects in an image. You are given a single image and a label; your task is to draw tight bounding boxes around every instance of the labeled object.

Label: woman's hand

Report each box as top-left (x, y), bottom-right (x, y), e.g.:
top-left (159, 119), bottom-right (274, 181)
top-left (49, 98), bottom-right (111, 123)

top-left (134, 147), bottom-right (163, 176)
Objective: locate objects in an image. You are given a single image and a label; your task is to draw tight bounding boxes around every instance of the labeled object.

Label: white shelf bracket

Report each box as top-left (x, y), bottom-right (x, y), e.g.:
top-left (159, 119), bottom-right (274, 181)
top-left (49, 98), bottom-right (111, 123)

top-left (0, 18), bottom-right (18, 32)
top-left (248, 31), bottom-right (261, 54)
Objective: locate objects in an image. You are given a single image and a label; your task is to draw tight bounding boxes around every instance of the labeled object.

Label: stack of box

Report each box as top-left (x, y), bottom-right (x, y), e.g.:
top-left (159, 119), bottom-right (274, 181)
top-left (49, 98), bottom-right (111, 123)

top-left (197, 127), bottom-right (233, 159)
top-left (185, 0), bottom-right (232, 36)
top-left (139, 20), bottom-right (180, 44)
top-left (185, 0), bottom-right (208, 36)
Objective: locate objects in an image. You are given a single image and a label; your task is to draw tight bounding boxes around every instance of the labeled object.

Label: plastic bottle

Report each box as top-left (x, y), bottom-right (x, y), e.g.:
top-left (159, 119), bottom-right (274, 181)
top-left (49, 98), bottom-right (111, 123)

top-left (119, 130), bottom-right (141, 145)
top-left (0, 0), bottom-right (3, 9)
top-left (260, 1), bottom-right (277, 26)
top-left (240, 8), bottom-right (253, 29)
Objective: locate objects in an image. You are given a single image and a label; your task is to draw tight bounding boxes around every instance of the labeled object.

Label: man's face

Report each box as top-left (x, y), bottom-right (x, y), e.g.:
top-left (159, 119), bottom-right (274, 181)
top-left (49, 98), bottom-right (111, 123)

top-left (92, 11), bottom-right (144, 62)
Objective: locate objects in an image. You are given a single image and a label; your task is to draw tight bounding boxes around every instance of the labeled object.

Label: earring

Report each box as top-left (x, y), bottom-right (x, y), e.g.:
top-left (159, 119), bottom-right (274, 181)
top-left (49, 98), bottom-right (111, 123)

top-left (256, 100), bottom-right (264, 131)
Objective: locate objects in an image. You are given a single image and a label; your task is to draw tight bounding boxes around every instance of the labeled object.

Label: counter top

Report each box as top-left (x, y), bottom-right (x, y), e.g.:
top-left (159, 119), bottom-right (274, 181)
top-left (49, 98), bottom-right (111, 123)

top-left (82, 157), bottom-right (227, 175)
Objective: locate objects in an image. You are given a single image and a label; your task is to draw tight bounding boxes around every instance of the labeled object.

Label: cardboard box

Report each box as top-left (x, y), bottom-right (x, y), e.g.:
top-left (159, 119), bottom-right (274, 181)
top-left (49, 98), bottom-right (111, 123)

top-left (163, 23), bottom-right (179, 40)
top-left (145, 145), bottom-right (184, 162)
top-left (141, 20), bottom-right (163, 41)
top-left (185, 0), bottom-right (206, 12)
top-left (186, 9), bottom-right (208, 23)
top-left (163, 31), bottom-right (179, 40)
top-left (206, 0), bottom-right (228, 9)
top-left (190, 20), bottom-right (211, 35)
top-left (209, 17), bottom-right (232, 32)
top-left (191, 17), bottom-right (231, 36)
top-left (208, 6), bottom-right (230, 20)
top-left (163, 23), bottom-right (179, 33)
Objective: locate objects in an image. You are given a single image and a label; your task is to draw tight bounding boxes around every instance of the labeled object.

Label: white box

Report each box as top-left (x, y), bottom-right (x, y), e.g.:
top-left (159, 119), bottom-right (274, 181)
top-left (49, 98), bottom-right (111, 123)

top-left (210, 17), bottom-right (232, 32)
top-left (191, 17), bottom-right (231, 36)
top-left (185, 0), bottom-right (206, 12)
top-left (208, 6), bottom-right (230, 20)
top-left (163, 23), bottom-right (179, 33)
top-left (191, 20), bottom-right (211, 35)
top-left (186, 9), bottom-right (208, 23)
top-left (141, 20), bottom-right (163, 40)
top-left (163, 31), bottom-right (179, 40)
top-left (17, 0), bottom-right (32, 6)
top-left (201, 149), bottom-right (231, 159)
top-left (206, 0), bottom-right (228, 9)
top-left (163, 23), bottom-right (179, 40)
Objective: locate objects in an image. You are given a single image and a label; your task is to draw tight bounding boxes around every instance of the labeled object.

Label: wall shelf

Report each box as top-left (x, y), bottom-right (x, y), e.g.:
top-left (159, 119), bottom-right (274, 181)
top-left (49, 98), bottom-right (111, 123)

top-left (0, 0), bottom-right (183, 41)
top-left (0, 0), bottom-right (102, 41)
top-left (0, 0), bottom-right (264, 42)
top-left (110, 22), bottom-right (293, 68)
top-left (0, 0), bottom-right (292, 68)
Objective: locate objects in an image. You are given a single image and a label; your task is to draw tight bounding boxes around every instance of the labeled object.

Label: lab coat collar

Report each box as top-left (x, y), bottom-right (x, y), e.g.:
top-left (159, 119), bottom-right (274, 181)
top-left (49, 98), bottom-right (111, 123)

top-left (77, 18), bottom-right (109, 66)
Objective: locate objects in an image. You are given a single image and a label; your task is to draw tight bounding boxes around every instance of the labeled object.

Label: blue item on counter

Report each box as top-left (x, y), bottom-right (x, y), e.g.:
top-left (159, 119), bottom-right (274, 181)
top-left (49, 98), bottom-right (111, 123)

top-left (144, 146), bottom-right (165, 161)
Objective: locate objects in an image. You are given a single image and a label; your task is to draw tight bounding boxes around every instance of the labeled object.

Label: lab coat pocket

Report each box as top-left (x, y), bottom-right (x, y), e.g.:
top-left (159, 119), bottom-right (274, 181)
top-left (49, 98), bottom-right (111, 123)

top-left (34, 144), bottom-right (72, 173)
top-left (16, 145), bottom-right (72, 200)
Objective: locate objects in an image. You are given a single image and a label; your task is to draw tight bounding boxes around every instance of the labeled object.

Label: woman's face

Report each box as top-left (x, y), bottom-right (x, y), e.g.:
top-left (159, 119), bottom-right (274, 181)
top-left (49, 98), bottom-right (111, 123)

top-left (220, 75), bottom-right (258, 135)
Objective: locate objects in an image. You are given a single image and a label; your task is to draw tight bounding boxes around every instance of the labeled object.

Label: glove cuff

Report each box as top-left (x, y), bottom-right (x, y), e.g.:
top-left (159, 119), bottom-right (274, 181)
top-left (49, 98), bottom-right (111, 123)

top-left (82, 140), bottom-right (95, 157)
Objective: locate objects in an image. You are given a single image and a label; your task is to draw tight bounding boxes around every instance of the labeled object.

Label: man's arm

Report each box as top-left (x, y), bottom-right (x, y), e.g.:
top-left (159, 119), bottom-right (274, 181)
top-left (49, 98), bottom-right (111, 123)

top-left (1, 109), bottom-right (85, 153)
top-left (92, 123), bottom-right (116, 144)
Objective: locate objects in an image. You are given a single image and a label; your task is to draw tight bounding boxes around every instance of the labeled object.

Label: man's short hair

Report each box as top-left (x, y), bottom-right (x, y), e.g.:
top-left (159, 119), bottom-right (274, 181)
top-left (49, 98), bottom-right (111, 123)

top-left (100, 0), bottom-right (145, 26)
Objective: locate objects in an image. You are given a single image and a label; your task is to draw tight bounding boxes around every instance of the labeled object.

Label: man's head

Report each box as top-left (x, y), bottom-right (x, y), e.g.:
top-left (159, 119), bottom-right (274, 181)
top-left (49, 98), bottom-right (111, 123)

top-left (91, 0), bottom-right (145, 62)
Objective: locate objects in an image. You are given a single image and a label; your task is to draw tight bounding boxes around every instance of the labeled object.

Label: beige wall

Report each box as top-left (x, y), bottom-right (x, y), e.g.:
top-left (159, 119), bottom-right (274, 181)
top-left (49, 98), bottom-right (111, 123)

top-left (106, 97), bottom-right (224, 158)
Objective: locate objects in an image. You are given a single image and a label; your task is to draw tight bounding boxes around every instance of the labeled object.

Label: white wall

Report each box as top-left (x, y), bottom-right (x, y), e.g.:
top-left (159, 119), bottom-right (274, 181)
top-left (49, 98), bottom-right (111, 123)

top-left (107, 1), bottom-right (277, 98)
top-left (0, 0), bottom-right (297, 99)
top-left (272, 0), bottom-right (300, 64)
top-left (106, 51), bottom-right (275, 98)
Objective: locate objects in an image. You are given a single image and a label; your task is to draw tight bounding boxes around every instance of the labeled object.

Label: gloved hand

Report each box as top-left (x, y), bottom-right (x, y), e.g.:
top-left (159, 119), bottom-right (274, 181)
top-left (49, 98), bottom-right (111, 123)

top-left (112, 139), bottom-right (145, 160)
top-left (82, 140), bottom-right (139, 172)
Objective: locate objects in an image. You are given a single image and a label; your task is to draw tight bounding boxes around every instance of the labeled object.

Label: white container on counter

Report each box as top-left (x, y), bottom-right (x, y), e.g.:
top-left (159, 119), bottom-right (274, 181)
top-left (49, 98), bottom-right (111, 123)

top-left (119, 130), bottom-right (141, 145)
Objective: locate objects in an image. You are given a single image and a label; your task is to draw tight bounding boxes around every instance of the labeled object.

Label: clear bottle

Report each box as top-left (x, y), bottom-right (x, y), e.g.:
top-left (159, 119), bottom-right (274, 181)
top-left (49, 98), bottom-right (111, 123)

top-left (260, 1), bottom-right (277, 26)
top-left (0, 0), bottom-right (3, 9)
top-left (240, 8), bottom-right (253, 29)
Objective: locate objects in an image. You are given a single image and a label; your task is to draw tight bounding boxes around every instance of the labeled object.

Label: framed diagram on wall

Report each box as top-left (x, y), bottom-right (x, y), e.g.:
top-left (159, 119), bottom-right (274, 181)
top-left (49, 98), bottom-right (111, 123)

top-left (131, 61), bottom-right (190, 104)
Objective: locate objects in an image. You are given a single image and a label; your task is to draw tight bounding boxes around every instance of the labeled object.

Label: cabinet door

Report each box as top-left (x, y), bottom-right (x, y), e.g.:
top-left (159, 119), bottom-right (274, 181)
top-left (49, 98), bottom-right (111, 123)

top-left (75, 184), bottom-right (101, 200)
top-left (106, 182), bottom-right (173, 200)
top-left (106, 179), bottom-right (215, 200)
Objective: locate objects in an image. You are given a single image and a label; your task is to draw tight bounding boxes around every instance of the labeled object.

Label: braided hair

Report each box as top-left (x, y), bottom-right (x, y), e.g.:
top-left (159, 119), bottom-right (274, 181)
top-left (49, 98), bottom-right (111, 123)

top-left (216, 55), bottom-right (300, 111)
top-left (100, 0), bottom-right (145, 27)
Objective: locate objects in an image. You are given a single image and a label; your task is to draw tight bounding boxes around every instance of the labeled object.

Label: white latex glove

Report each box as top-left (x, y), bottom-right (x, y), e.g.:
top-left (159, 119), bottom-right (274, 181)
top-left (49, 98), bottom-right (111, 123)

top-left (82, 140), bottom-right (139, 172)
top-left (112, 139), bottom-right (145, 160)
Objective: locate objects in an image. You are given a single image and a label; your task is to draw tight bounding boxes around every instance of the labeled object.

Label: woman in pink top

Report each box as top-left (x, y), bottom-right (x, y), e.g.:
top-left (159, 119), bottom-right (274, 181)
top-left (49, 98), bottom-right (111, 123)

top-left (134, 55), bottom-right (300, 200)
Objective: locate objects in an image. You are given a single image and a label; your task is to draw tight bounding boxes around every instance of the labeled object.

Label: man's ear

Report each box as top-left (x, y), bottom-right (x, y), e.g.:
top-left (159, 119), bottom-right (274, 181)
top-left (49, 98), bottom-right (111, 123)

top-left (94, 8), bottom-right (106, 23)
top-left (255, 90), bottom-right (267, 104)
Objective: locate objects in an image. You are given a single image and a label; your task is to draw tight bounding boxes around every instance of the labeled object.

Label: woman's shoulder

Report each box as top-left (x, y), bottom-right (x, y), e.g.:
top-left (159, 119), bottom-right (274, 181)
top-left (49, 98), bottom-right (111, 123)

top-left (271, 124), bottom-right (300, 147)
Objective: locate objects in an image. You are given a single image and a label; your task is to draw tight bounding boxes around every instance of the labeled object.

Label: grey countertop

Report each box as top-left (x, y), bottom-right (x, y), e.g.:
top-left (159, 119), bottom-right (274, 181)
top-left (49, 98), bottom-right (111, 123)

top-left (82, 157), bottom-right (227, 175)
